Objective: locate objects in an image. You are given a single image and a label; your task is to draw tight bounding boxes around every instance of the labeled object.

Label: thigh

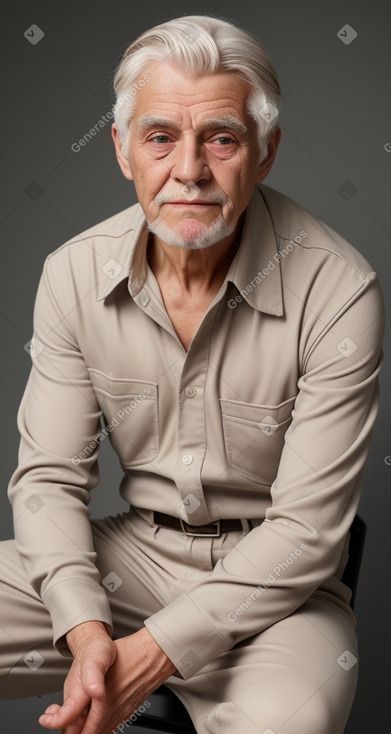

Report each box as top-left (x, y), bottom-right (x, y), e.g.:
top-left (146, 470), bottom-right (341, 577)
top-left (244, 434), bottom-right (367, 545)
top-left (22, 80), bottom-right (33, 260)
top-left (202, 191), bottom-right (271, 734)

top-left (165, 595), bottom-right (359, 734)
top-left (0, 538), bottom-right (71, 698)
top-left (0, 511), bottom-right (171, 699)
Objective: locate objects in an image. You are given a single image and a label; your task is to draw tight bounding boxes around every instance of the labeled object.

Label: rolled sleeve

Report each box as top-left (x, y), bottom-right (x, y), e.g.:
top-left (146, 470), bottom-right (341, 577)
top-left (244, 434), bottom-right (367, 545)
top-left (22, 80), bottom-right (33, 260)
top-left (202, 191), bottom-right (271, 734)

top-left (7, 256), bottom-right (113, 657)
top-left (145, 272), bottom-right (384, 680)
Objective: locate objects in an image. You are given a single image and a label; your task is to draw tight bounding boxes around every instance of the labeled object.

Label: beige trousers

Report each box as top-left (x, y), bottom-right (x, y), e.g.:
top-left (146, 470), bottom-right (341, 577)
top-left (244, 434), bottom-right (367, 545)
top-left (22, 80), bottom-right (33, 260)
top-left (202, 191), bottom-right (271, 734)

top-left (0, 507), bottom-right (359, 733)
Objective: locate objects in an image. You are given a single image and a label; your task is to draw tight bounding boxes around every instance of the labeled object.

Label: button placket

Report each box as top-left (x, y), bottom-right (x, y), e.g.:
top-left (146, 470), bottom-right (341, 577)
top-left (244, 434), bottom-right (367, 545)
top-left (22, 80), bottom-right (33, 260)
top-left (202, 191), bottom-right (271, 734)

top-left (174, 330), bottom-right (213, 525)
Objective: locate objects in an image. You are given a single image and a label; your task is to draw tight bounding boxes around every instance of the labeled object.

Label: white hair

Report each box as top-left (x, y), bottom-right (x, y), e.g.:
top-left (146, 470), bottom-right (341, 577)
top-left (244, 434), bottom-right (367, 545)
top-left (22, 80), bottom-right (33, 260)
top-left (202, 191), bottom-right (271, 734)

top-left (112, 15), bottom-right (281, 161)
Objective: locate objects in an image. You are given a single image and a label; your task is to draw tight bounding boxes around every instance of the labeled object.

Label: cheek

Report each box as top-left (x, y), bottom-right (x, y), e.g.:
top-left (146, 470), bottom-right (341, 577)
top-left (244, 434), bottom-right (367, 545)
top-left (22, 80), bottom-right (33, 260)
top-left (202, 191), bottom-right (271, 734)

top-left (141, 154), bottom-right (170, 181)
top-left (220, 178), bottom-right (254, 223)
top-left (213, 152), bottom-right (253, 189)
top-left (131, 142), bottom-right (159, 174)
top-left (132, 161), bottom-right (163, 196)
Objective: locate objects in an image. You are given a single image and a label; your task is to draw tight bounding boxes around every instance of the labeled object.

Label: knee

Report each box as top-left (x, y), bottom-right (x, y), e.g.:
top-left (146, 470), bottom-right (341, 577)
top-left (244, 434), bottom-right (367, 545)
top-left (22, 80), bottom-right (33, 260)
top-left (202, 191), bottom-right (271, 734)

top-left (261, 680), bottom-right (353, 734)
top-left (281, 693), bottom-right (335, 734)
top-left (210, 690), bottom-right (341, 734)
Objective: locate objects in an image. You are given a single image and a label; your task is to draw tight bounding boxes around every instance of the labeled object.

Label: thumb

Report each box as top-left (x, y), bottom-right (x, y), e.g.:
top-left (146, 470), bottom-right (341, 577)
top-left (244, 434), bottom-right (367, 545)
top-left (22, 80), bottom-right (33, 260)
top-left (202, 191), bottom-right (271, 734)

top-left (81, 640), bottom-right (117, 699)
top-left (81, 658), bottom-right (107, 699)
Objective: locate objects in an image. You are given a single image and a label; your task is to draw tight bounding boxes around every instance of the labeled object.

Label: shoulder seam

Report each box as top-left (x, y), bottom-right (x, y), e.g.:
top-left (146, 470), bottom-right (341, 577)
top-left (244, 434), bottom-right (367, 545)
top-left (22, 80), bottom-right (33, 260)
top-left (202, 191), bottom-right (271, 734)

top-left (46, 226), bottom-right (136, 260)
top-left (276, 232), bottom-right (371, 280)
top-left (302, 272), bottom-right (377, 372)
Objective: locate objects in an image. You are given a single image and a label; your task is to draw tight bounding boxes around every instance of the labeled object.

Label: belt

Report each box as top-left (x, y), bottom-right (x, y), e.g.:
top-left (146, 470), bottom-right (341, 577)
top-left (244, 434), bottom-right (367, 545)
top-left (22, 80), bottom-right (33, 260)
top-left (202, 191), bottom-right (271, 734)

top-left (154, 511), bottom-right (250, 537)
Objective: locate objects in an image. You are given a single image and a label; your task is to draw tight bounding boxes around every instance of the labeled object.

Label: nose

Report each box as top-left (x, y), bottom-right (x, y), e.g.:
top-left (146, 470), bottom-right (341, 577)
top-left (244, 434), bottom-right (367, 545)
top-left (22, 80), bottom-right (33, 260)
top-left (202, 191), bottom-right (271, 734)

top-left (171, 135), bottom-right (211, 185)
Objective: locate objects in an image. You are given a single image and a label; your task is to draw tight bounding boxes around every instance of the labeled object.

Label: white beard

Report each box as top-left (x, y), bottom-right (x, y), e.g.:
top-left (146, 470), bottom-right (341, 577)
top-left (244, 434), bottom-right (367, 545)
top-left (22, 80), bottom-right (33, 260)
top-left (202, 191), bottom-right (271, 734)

top-left (146, 213), bottom-right (233, 250)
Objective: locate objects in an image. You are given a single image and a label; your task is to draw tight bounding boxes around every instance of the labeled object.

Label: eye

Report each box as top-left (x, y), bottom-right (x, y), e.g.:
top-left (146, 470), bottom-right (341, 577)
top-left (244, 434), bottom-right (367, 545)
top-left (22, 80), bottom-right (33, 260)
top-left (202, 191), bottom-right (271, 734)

top-left (213, 136), bottom-right (236, 145)
top-left (148, 134), bottom-right (171, 144)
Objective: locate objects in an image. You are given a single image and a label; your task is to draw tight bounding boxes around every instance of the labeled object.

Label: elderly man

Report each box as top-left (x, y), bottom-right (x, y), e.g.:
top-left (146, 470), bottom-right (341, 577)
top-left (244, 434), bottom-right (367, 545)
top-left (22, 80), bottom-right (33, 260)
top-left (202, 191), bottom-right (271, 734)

top-left (0, 14), bottom-right (384, 734)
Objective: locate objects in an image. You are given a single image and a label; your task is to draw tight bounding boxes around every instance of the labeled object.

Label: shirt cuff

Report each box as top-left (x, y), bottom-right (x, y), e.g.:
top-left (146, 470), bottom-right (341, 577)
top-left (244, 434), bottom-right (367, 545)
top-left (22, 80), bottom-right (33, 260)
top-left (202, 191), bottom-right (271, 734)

top-left (43, 578), bottom-right (113, 657)
top-left (144, 590), bottom-right (231, 680)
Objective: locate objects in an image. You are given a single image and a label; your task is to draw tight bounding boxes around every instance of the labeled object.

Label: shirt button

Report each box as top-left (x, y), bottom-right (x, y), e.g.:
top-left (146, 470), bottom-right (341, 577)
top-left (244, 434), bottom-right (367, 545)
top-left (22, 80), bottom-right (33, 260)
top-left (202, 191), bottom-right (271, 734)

top-left (185, 386), bottom-right (197, 398)
top-left (182, 454), bottom-right (194, 466)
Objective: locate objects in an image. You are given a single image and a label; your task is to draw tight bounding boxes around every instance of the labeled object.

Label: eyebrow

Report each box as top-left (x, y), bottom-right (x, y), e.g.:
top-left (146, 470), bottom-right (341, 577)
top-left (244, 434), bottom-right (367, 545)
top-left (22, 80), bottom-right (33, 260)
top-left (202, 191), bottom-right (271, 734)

top-left (136, 114), bottom-right (249, 138)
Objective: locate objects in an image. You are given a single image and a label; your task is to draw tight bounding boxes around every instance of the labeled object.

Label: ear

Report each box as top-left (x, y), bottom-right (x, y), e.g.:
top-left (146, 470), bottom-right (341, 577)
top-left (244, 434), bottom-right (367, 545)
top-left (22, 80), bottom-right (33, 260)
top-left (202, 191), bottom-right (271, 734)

top-left (111, 124), bottom-right (134, 181)
top-left (256, 126), bottom-right (281, 182)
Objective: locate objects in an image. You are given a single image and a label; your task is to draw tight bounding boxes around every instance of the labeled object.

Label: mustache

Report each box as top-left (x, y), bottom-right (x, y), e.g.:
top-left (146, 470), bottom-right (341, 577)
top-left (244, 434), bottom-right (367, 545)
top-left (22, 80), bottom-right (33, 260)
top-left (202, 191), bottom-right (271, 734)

top-left (154, 189), bottom-right (228, 206)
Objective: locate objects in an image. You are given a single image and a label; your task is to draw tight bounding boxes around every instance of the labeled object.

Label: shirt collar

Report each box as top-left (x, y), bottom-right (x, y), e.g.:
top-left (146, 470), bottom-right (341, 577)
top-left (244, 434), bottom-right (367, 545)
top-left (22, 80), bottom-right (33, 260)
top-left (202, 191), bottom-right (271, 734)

top-left (96, 185), bottom-right (284, 317)
top-left (96, 210), bottom-right (148, 302)
top-left (225, 186), bottom-right (283, 316)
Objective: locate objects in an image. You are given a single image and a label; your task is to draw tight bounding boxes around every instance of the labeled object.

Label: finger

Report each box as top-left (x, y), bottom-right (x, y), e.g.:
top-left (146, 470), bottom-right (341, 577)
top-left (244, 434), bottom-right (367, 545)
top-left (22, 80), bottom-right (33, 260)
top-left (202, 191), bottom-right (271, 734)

top-left (75, 700), bottom-right (108, 734)
top-left (39, 692), bottom-right (90, 730)
top-left (62, 708), bottom-right (89, 734)
top-left (40, 703), bottom-right (61, 715)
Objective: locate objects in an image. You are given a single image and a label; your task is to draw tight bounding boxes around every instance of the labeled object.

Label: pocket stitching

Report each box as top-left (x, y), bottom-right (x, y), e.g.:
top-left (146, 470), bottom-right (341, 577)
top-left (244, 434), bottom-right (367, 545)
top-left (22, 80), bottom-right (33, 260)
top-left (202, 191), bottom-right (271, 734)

top-left (88, 369), bottom-right (159, 467)
top-left (221, 413), bottom-right (293, 429)
top-left (220, 396), bottom-right (296, 485)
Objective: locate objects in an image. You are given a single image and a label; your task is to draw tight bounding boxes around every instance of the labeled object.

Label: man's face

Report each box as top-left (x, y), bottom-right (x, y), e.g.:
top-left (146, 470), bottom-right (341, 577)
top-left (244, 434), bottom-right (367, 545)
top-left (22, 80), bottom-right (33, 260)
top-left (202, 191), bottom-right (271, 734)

top-left (112, 62), bottom-right (279, 249)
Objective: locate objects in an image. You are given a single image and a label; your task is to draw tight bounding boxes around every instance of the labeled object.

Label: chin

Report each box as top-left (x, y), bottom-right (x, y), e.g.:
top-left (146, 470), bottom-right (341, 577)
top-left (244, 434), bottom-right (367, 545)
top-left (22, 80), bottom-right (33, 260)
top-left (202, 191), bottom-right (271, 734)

top-left (147, 215), bottom-right (234, 250)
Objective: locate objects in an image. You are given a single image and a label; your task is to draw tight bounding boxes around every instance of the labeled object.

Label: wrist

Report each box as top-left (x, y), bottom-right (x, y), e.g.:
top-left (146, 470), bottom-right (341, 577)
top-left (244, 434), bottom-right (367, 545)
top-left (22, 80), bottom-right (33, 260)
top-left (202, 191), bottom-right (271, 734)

top-left (141, 626), bottom-right (177, 678)
top-left (66, 620), bottom-right (111, 655)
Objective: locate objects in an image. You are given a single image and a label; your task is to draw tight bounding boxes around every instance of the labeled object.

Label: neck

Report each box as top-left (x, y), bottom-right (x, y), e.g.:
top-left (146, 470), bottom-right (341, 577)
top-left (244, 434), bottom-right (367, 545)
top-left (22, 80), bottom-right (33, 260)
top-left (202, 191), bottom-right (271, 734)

top-left (147, 215), bottom-right (245, 295)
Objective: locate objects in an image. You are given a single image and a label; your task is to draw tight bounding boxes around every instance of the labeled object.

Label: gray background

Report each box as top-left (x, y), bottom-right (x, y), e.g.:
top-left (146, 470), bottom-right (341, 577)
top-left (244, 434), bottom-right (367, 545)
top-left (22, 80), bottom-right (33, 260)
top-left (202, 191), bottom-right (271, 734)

top-left (0, 0), bottom-right (390, 732)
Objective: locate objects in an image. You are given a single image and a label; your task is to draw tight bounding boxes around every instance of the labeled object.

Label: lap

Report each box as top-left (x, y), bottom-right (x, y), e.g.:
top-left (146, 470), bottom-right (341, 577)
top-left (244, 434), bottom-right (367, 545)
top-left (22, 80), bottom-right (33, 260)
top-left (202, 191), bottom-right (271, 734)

top-left (0, 510), bottom-right (358, 732)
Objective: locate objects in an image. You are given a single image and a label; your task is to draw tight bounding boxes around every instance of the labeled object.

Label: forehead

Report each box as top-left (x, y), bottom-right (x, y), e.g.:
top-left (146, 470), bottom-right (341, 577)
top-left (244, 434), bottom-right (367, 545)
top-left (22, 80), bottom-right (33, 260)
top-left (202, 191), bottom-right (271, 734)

top-left (130, 61), bottom-right (254, 128)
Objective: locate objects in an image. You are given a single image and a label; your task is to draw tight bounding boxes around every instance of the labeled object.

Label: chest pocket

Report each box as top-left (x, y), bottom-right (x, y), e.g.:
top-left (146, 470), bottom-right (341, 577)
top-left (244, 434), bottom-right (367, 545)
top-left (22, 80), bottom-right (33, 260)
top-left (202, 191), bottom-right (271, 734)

top-left (88, 369), bottom-right (159, 467)
top-left (219, 395), bottom-right (297, 485)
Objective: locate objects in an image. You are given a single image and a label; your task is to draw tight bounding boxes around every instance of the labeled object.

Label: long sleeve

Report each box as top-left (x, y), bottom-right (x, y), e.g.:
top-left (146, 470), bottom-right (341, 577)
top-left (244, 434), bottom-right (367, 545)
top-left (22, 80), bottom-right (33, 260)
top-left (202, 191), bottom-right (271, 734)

top-left (7, 256), bottom-right (113, 656)
top-left (144, 271), bottom-right (384, 680)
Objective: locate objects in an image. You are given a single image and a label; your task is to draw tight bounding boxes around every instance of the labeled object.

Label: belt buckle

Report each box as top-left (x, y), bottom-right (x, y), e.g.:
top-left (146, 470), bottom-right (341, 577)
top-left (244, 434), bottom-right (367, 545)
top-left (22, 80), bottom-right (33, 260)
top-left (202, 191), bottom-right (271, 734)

top-left (179, 519), bottom-right (221, 537)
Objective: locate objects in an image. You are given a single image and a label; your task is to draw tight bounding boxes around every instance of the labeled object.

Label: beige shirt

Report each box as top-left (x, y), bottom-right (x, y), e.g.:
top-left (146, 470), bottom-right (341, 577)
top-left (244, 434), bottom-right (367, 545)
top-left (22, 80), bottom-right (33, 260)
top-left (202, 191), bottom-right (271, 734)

top-left (8, 184), bottom-right (384, 679)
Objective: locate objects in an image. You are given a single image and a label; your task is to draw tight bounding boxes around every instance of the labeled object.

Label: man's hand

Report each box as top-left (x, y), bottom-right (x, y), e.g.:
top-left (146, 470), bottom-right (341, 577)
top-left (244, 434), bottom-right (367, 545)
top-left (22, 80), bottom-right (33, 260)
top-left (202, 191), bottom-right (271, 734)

top-left (38, 621), bottom-right (177, 734)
